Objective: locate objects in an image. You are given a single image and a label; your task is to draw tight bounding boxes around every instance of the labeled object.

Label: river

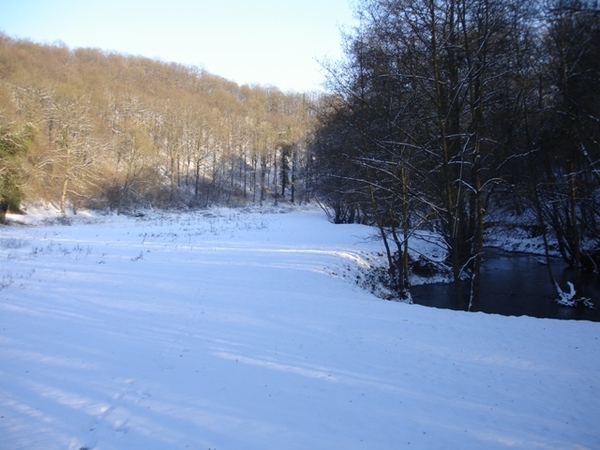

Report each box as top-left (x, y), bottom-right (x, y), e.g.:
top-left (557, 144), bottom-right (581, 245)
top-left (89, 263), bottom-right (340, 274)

top-left (410, 249), bottom-right (600, 322)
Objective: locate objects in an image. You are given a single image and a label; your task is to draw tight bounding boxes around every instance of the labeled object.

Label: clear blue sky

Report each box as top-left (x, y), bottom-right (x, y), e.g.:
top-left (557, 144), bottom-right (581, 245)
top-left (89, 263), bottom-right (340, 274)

top-left (0, 0), bottom-right (357, 92)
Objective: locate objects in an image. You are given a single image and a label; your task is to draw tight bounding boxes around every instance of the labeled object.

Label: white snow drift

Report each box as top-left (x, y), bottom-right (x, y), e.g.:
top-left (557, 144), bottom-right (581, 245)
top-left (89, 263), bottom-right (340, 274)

top-left (0, 206), bottom-right (598, 449)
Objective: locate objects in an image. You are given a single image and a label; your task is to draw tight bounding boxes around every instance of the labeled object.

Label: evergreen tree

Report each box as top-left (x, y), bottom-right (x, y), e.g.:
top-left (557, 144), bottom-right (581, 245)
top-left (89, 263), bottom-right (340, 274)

top-left (0, 123), bottom-right (32, 224)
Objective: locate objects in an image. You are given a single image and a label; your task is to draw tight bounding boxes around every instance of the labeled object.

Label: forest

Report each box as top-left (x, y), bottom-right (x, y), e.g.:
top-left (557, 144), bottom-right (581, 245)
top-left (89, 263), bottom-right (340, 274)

top-left (0, 32), bottom-right (312, 220)
top-left (1, 0), bottom-right (599, 307)
top-left (309, 0), bottom-right (600, 307)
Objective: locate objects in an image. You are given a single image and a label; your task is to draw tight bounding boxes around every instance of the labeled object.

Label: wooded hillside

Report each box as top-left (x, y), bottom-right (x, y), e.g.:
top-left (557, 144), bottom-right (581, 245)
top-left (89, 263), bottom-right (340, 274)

top-left (0, 34), bottom-right (312, 216)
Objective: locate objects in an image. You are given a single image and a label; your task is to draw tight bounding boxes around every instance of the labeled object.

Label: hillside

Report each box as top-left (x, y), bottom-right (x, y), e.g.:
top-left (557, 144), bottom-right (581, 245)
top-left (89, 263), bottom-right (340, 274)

top-left (0, 34), bottom-right (312, 214)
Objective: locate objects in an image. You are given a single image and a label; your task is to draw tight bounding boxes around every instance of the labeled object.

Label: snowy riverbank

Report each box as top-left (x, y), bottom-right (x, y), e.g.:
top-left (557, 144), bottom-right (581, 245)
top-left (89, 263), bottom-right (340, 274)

top-left (1, 206), bottom-right (599, 449)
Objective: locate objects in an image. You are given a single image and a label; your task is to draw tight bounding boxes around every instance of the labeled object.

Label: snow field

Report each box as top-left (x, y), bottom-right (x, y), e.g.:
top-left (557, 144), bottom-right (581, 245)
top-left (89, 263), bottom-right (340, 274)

top-left (1, 207), bottom-right (599, 449)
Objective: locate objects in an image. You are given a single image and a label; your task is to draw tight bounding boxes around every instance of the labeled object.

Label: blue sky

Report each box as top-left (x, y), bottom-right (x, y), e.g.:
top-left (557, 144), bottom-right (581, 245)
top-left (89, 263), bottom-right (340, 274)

top-left (0, 0), bottom-right (357, 92)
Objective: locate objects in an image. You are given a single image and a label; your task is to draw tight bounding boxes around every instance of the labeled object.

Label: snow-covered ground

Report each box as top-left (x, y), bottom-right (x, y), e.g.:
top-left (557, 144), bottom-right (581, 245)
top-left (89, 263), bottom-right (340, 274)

top-left (1, 206), bottom-right (599, 449)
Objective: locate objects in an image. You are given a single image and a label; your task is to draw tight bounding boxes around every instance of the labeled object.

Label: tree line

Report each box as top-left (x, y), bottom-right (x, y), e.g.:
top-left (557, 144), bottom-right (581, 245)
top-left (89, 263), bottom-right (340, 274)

top-left (309, 0), bottom-right (600, 306)
top-left (0, 34), bottom-right (312, 220)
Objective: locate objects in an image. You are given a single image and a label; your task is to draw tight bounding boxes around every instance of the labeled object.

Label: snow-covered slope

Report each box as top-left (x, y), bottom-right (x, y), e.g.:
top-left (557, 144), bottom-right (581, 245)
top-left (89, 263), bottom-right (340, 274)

top-left (1, 207), bottom-right (598, 449)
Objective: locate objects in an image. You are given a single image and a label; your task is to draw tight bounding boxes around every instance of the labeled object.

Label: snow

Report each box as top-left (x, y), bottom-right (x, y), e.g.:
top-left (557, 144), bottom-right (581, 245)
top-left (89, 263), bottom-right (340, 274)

top-left (1, 206), bottom-right (599, 449)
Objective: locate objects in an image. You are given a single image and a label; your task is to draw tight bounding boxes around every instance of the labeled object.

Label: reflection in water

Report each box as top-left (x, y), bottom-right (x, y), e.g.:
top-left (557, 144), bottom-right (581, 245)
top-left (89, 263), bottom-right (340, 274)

top-left (411, 249), bottom-right (600, 322)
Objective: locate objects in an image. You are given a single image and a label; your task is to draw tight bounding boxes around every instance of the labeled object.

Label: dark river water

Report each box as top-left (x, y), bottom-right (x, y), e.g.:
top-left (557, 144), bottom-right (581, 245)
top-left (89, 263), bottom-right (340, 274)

top-left (410, 249), bottom-right (600, 322)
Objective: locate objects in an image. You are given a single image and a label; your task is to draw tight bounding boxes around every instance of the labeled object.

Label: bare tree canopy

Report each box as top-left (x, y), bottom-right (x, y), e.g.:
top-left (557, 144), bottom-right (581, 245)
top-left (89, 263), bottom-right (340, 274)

top-left (309, 0), bottom-right (600, 305)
